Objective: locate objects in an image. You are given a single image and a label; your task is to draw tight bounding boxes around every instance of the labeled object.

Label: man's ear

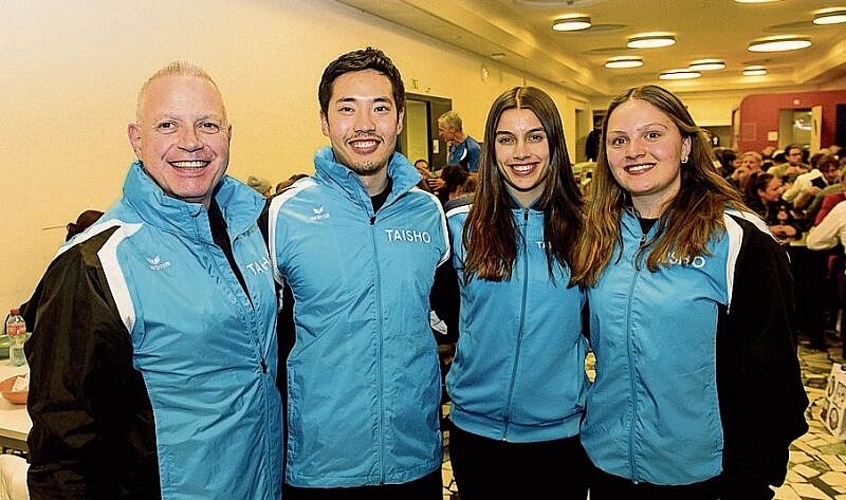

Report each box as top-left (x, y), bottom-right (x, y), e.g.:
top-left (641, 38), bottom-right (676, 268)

top-left (396, 108), bottom-right (405, 135)
top-left (320, 112), bottom-right (330, 137)
top-left (127, 124), bottom-right (143, 159)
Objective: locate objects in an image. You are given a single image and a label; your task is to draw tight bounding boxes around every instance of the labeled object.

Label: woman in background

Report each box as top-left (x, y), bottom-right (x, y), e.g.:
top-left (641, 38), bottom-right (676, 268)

top-left (435, 86), bottom-right (588, 499)
top-left (571, 85), bottom-right (808, 500)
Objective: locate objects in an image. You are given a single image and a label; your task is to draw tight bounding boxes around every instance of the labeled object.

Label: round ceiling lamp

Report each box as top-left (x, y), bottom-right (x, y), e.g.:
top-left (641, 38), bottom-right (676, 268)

top-left (659, 69), bottom-right (702, 80)
top-left (813, 8), bottom-right (846, 25)
top-left (552, 16), bottom-right (592, 32)
top-left (688, 59), bottom-right (726, 71)
top-left (605, 56), bottom-right (644, 69)
top-left (748, 36), bottom-right (811, 52)
top-left (742, 66), bottom-right (768, 76)
top-left (627, 33), bottom-right (676, 49)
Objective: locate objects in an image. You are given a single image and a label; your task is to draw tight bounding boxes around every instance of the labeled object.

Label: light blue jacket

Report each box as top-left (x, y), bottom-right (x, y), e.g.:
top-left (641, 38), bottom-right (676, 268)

top-left (268, 148), bottom-right (449, 487)
top-left (27, 161), bottom-right (282, 499)
top-left (444, 200), bottom-right (588, 443)
top-left (582, 208), bottom-right (736, 485)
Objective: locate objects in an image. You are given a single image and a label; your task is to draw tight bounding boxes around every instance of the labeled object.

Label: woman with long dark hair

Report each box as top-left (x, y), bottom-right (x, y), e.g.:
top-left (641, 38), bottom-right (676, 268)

top-left (435, 86), bottom-right (588, 498)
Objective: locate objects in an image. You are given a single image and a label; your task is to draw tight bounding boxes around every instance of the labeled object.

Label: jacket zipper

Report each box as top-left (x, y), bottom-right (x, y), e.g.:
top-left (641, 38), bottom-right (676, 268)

top-left (503, 207), bottom-right (531, 440)
top-left (369, 210), bottom-right (387, 482)
top-left (627, 230), bottom-right (648, 482)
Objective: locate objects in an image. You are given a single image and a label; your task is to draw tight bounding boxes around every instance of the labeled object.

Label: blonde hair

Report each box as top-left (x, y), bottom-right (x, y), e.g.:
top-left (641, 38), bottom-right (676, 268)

top-left (135, 61), bottom-right (227, 125)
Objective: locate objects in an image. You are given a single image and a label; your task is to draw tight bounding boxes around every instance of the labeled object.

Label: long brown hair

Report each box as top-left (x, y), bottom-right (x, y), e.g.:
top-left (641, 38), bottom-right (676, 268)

top-left (570, 85), bottom-right (745, 287)
top-left (462, 86), bottom-right (583, 282)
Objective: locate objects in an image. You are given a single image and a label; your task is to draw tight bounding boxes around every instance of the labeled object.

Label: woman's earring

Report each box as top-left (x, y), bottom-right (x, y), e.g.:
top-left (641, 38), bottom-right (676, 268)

top-left (681, 156), bottom-right (689, 164)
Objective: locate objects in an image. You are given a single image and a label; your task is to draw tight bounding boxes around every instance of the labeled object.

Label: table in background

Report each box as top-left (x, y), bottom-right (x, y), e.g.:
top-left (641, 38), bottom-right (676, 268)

top-left (0, 361), bottom-right (30, 453)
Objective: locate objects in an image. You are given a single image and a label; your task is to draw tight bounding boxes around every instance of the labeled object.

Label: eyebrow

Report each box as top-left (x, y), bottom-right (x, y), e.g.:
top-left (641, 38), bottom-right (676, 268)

top-left (608, 121), bottom-right (670, 134)
top-left (335, 96), bottom-right (393, 105)
top-left (495, 127), bottom-right (546, 135)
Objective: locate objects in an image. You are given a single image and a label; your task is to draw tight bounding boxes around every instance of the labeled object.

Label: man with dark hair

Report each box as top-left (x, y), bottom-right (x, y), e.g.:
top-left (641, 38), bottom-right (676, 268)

top-left (267, 47), bottom-right (449, 499)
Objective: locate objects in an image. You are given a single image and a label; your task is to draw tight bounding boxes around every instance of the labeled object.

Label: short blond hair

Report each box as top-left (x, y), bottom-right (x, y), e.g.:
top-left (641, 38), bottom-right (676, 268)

top-left (438, 110), bottom-right (463, 131)
top-left (135, 61), bottom-right (227, 125)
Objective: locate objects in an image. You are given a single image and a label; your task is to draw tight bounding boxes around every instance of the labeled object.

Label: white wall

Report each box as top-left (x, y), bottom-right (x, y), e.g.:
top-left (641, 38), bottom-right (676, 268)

top-left (0, 0), bottom-right (591, 309)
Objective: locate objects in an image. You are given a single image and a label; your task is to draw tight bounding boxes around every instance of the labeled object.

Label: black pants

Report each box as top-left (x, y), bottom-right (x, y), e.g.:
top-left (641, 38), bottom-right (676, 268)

top-left (588, 464), bottom-right (722, 500)
top-left (282, 468), bottom-right (443, 500)
top-left (448, 422), bottom-right (589, 499)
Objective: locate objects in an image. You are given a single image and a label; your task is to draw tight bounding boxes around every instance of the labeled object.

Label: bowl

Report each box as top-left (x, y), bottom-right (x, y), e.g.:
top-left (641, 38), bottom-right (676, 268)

top-left (0, 375), bottom-right (28, 405)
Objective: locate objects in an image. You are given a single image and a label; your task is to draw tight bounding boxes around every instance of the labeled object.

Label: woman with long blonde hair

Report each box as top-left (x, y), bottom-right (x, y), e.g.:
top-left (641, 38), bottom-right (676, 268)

top-left (571, 85), bottom-right (808, 500)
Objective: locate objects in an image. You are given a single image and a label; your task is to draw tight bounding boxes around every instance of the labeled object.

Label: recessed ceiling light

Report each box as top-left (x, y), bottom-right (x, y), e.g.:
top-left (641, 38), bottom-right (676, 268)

top-left (627, 34), bottom-right (676, 49)
top-left (659, 69), bottom-right (702, 80)
top-left (604, 56), bottom-right (644, 69)
top-left (552, 16), bottom-right (592, 32)
top-left (490, 53), bottom-right (506, 60)
top-left (688, 59), bottom-right (726, 71)
top-left (743, 66), bottom-right (768, 76)
top-left (814, 8), bottom-right (846, 25)
top-left (748, 36), bottom-right (811, 52)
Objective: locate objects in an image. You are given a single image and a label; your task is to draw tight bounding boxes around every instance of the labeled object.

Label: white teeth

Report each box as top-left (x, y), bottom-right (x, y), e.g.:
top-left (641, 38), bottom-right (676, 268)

top-left (171, 161), bottom-right (207, 168)
top-left (352, 140), bottom-right (377, 148)
top-left (512, 164), bottom-right (533, 172)
top-left (627, 164), bottom-right (653, 173)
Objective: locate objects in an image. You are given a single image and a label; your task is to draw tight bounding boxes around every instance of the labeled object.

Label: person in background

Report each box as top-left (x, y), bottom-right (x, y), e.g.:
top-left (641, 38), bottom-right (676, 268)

top-left (438, 110), bottom-right (482, 173)
top-left (275, 173), bottom-right (309, 194)
top-left (744, 172), bottom-right (801, 245)
top-left (768, 144), bottom-right (808, 182)
top-left (65, 209), bottom-right (104, 241)
top-left (413, 158), bottom-right (430, 174)
top-left (248, 174), bottom-right (274, 197)
top-left (413, 158), bottom-right (435, 193)
top-left (429, 164), bottom-right (470, 205)
top-left (434, 86), bottom-right (589, 499)
top-left (24, 61), bottom-right (282, 499)
top-left (571, 85), bottom-right (808, 500)
top-left (267, 47), bottom-right (448, 500)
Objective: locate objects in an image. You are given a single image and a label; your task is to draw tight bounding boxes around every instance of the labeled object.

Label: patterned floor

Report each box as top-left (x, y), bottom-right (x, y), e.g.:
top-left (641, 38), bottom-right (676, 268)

top-left (777, 333), bottom-right (846, 500)
top-left (440, 332), bottom-right (846, 500)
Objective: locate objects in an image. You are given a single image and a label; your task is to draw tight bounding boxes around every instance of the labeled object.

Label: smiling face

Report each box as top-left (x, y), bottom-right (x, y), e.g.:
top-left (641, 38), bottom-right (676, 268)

top-left (320, 69), bottom-right (404, 178)
top-left (127, 75), bottom-right (231, 208)
top-left (494, 108), bottom-right (550, 207)
top-left (604, 98), bottom-right (691, 218)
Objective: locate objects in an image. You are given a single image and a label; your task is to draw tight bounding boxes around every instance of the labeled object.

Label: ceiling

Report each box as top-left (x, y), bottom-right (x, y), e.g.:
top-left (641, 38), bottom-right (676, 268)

top-left (335, 0), bottom-right (846, 98)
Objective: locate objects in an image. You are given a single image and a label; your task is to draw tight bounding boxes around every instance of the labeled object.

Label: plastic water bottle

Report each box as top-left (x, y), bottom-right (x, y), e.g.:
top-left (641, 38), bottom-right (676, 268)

top-left (5, 308), bottom-right (27, 367)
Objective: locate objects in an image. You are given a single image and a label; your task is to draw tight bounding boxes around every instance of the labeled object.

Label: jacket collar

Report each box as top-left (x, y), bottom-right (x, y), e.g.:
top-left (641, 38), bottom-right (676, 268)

top-left (313, 147), bottom-right (422, 212)
top-left (122, 161), bottom-right (265, 242)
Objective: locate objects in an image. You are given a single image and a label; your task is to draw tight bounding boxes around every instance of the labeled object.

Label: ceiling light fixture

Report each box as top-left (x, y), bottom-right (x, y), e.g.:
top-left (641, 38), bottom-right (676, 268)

top-left (604, 56), bottom-right (644, 69)
top-left (688, 59), bottom-right (726, 71)
top-left (742, 66), bottom-right (768, 76)
top-left (490, 53), bottom-right (506, 60)
top-left (747, 36), bottom-right (811, 52)
top-left (552, 16), bottom-right (592, 32)
top-left (813, 8), bottom-right (846, 25)
top-left (627, 33), bottom-right (676, 49)
top-left (659, 69), bottom-right (702, 80)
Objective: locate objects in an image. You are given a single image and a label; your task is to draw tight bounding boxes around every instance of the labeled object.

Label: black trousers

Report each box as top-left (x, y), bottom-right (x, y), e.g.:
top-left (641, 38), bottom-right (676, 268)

top-left (588, 462), bottom-right (775, 500)
top-left (282, 468), bottom-right (443, 500)
top-left (448, 421), bottom-right (589, 499)
top-left (588, 464), bottom-right (721, 500)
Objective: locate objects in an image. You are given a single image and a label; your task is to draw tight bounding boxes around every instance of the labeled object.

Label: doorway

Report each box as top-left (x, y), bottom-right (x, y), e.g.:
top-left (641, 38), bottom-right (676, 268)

top-left (399, 93), bottom-right (452, 171)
